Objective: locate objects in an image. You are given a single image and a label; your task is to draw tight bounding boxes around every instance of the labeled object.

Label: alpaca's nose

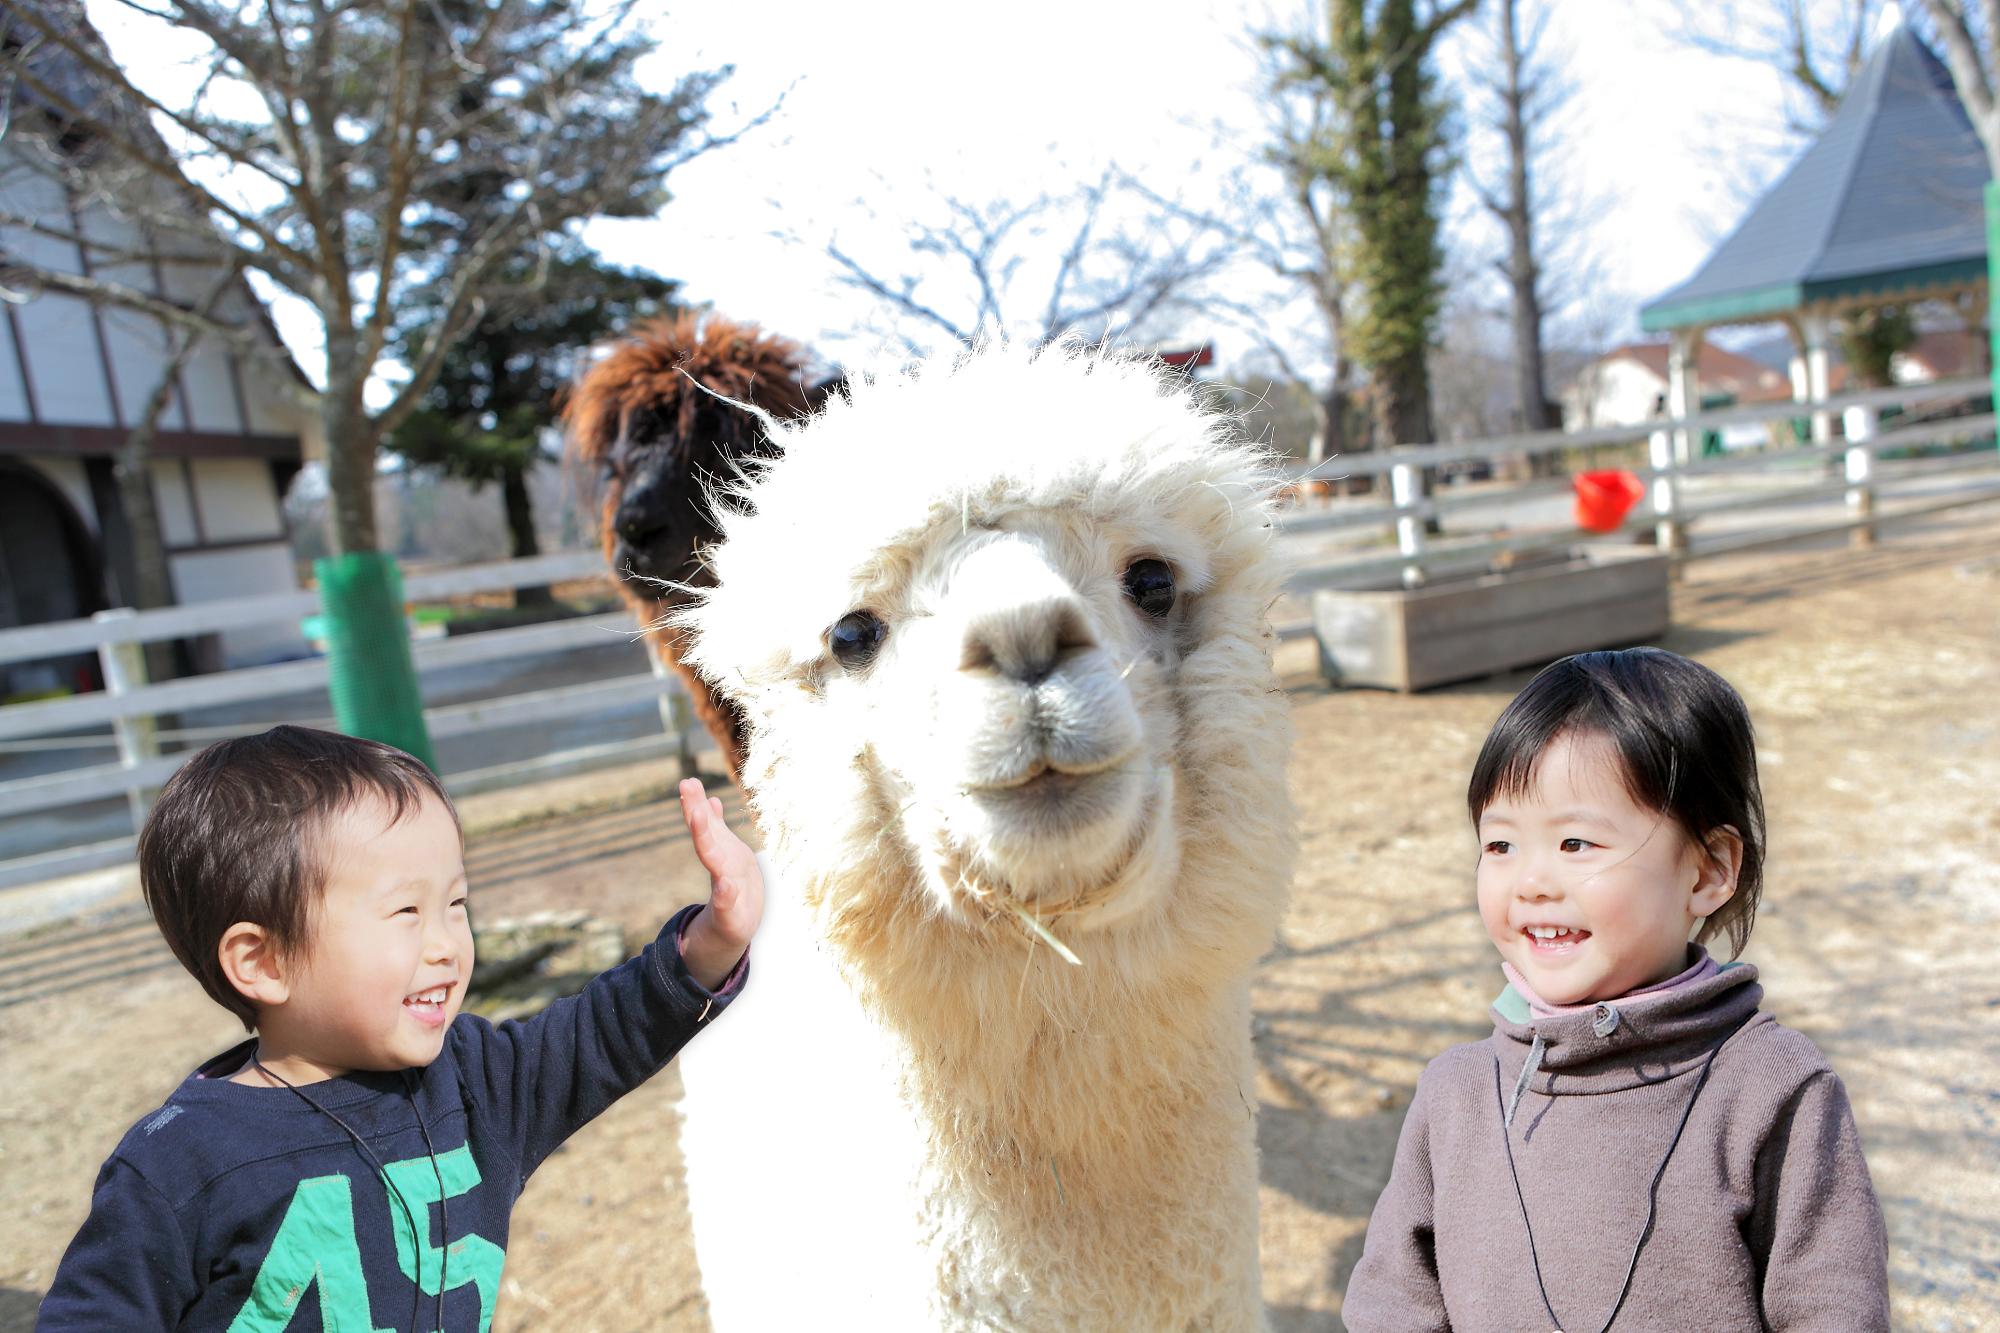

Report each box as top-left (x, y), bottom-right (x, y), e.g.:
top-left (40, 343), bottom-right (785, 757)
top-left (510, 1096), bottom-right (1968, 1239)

top-left (952, 538), bottom-right (1099, 685)
top-left (615, 476), bottom-right (671, 548)
top-left (962, 596), bottom-right (1096, 684)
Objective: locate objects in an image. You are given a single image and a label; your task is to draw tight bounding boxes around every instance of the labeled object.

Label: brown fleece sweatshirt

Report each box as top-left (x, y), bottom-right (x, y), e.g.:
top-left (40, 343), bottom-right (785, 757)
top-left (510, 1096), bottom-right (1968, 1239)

top-left (1342, 958), bottom-right (1888, 1332)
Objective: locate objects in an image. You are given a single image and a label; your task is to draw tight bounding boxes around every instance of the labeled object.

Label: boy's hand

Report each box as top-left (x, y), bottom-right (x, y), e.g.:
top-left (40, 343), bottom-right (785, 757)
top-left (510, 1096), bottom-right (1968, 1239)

top-left (677, 779), bottom-right (763, 992)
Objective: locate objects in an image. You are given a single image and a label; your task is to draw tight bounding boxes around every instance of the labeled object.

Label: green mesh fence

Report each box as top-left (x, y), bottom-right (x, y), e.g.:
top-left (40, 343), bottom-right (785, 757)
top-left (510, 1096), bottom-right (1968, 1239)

top-left (314, 551), bottom-right (436, 770)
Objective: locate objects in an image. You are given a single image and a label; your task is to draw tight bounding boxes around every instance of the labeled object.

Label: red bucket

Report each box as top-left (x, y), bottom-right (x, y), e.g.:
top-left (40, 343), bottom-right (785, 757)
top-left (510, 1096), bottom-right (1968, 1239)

top-left (1572, 469), bottom-right (1645, 534)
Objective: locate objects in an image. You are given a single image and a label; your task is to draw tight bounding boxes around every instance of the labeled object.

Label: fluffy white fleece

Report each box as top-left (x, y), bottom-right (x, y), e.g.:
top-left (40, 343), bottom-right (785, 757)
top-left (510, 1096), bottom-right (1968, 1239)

top-left (672, 341), bottom-right (1296, 1331)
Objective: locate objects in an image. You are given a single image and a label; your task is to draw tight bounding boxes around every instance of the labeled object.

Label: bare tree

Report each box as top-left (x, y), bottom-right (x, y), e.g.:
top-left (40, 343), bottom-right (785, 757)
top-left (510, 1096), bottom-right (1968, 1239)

top-left (1123, 155), bottom-right (1358, 468)
top-left (818, 168), bottom-right (1236, 357)
top-left (1236, 21), bottom-right (1363, 467)
top-left (1468, 0), bottom-right (1564, 442)
top-left (1676, 0), bottom-right (1890, 134)
top-left (1266, 0), bottom-right (1479, 455)
top-left (0, 0), bottom-right (750, 555)
top-left (1914, 2), bottom-right (2000, 179)
top-left (108, 264), bottom-right (244, 679)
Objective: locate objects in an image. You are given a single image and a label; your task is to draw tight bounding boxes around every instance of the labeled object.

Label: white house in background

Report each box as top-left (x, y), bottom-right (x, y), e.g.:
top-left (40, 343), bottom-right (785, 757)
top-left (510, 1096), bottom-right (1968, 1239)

top-left (1561, 327), bottom-right (1983, 443)
top-left (1, 15), bottom-right (316, 696)
top-left (1560, 341), bottom-right (1795, 434)
top-left (1890, 327), bottom-right (1982, 385)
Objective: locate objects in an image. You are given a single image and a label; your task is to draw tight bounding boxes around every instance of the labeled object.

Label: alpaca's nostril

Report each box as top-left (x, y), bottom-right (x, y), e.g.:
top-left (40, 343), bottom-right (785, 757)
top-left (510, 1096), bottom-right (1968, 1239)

top-left (617, 513), bottom-right (665, 547)
top-left (960, 597), bottom-right (1096, 684)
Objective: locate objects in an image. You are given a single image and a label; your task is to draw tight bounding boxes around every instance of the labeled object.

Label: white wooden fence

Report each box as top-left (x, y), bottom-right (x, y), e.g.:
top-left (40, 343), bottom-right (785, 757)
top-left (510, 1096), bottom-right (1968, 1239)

top-left (1267, 373), bottom-right (1999, 618)
top-left (0, 551), bottom-right (703, 888)
top-left (2, 374), bottom-right (1996, 889)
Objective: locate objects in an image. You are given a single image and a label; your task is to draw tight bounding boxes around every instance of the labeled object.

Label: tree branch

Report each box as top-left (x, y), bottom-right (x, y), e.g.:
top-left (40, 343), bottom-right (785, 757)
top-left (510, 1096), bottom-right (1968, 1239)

top-left (825, 236), bottom-right (974, 343)
top-left (0, 260), bottom-right (262, 352)
top-left (1916, 0), bottom-right (2000, 172)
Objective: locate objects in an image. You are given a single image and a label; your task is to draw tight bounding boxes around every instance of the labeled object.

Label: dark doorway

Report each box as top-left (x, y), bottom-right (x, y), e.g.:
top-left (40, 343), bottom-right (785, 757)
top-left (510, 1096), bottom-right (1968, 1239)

top-left (0, 460), bottom-right (108, 700)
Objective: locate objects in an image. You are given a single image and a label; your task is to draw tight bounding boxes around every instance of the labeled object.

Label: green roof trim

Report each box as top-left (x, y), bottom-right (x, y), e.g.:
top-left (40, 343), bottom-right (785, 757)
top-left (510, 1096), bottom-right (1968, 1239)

top-left (1640, 256), bottom-right (1989, 331)
top-left (1802, 256), bottom-right (1988, 307)
top-left (1641, 283), bottom-right (1805, 332)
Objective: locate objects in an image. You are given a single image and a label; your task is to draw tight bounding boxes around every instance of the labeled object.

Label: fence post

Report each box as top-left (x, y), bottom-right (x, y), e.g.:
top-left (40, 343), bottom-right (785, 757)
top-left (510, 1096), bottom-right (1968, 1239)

top-left (1390, 457), bottom-right (1426, 588)
top-left (1842, 404), bottom-right (1877, 547)
top-left (1648, 427), bottom-right (1683, 560)
top-left (646, 638), bottom-right (698, 780)
top-left (92, 608), bottom-right (159, 829)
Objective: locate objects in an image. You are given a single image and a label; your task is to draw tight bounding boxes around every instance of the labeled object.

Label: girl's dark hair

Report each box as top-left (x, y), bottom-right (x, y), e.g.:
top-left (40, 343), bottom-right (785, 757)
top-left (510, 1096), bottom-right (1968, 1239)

top-left (1467, 648), bottom-right (1766, 957)
top-left (137, 725), bottom-right (457, 1029)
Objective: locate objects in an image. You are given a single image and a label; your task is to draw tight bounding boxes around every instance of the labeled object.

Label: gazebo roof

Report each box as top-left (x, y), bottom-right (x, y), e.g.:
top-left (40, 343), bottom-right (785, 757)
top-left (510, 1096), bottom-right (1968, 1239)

top-left (1641, 26), bottom-right (1989, 332)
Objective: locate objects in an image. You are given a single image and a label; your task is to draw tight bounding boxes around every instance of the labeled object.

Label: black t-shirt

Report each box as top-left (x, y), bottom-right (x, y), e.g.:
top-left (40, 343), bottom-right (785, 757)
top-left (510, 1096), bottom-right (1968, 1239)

top-left (38, 905), bottom-right (742, 1331)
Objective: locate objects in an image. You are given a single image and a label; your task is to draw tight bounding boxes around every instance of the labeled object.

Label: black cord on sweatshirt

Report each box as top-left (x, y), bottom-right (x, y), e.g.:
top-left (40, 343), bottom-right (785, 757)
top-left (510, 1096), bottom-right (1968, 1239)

top-left (250, 1056), bottom-right (448, 1333)
top-left (1492, 1022), bottom-right (1737, 1333)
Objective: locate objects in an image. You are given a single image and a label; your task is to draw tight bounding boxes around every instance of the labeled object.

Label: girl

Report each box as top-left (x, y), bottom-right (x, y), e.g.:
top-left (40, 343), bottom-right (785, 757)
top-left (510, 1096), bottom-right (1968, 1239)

top-left (1343, 648), bottom-right (1888, 1332)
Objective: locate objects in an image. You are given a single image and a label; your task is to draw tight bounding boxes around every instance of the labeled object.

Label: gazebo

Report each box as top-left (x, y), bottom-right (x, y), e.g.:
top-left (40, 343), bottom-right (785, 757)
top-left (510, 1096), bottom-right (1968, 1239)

top-left (1639, 24), bottom-right (1989, 448)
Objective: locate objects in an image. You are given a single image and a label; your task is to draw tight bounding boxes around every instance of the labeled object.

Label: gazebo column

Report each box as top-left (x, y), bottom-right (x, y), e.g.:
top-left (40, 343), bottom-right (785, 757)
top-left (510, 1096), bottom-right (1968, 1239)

top-left (1784, 316), bottom-right (1811, 440)
top-left (1800, 312), bottom-right (1835, 444)
top-left (1667, 328), bottom-right (1704, 465)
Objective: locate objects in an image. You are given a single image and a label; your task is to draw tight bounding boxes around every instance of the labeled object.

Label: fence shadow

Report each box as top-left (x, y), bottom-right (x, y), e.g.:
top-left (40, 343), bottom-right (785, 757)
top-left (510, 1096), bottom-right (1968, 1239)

top-left (0, 1286), bottom-right (41, 1333)
top-left (1680, 520), bottom-right (2000, 610)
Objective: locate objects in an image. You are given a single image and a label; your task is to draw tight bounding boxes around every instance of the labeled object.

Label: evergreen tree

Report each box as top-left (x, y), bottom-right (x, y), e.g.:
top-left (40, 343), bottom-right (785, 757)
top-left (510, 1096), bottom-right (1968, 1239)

top-left (1274, 0), bottom-right (1478, 448)
top-left (387, 249), bottom-right (679, 602)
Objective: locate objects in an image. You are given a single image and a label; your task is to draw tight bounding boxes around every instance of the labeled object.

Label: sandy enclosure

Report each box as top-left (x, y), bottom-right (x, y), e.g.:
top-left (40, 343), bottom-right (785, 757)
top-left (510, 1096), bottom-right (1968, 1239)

top-left (2, 506), bottom-right (1996, 1331)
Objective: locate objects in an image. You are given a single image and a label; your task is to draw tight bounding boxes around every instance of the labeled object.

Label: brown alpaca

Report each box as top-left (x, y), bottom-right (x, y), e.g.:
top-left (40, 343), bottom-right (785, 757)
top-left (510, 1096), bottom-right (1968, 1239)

top-left (561, 312), bottom-right (830, 779)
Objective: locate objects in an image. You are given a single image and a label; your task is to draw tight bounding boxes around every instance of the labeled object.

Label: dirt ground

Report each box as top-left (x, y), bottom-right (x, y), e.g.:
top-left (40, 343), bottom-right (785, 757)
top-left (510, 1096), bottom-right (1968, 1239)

top-left (3, 506), bottom-right (1996, 1331)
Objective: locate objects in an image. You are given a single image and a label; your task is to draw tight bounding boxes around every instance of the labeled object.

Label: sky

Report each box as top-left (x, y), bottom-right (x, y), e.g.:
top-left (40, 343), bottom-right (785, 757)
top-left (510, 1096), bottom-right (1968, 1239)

top-left (82, 0), bottom-right (1902, 389)
top-left (582, 0), bottom-right (1851, 370)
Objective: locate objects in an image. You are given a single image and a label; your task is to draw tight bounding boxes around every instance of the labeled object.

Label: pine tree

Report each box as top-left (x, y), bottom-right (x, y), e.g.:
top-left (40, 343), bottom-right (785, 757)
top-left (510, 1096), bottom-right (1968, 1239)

top-left (386, 248), bottom-right (679, 602)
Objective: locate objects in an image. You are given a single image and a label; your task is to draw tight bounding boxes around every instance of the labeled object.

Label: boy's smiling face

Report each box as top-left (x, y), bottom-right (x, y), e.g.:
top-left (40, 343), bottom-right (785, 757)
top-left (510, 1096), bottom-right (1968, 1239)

top-left (251, 791), bottom-right (473, 1082)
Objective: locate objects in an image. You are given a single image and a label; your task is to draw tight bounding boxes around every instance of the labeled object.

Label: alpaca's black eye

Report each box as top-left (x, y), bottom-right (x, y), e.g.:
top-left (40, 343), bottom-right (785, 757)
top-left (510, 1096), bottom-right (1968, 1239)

top-left (1122, 559), bottom-right (1175, 618)
top-left (829, 610), bottom-right (887, 670)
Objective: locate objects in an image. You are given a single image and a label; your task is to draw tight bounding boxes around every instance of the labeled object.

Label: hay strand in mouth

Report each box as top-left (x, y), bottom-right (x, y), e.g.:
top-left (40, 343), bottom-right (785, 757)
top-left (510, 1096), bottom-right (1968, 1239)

top-left (1006, 901), bottom-right (1082, 966)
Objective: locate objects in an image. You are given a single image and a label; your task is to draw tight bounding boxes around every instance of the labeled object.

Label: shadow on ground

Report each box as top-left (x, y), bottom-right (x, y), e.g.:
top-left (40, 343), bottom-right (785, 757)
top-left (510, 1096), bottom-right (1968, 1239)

top-left (0, 1286), bottom-right (41, 1333)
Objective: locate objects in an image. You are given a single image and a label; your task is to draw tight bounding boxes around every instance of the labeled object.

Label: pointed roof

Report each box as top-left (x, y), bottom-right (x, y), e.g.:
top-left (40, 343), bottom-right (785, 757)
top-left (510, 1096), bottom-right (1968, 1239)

top-left (1641, 26), bottom-right (1989, 331)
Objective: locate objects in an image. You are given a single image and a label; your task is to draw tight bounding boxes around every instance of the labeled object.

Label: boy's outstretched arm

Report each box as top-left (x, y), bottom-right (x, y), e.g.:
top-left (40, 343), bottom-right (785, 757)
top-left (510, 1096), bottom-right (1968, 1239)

top-left (676, 778), bottom-right (763, 991)
top-left (451, 779), bottom-right (760, 1179)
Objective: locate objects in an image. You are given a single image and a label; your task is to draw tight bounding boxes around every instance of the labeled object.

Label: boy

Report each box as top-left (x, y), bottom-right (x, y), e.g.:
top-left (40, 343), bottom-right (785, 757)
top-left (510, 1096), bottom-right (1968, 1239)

top-left (37, 724), bottom-right (760, 1331)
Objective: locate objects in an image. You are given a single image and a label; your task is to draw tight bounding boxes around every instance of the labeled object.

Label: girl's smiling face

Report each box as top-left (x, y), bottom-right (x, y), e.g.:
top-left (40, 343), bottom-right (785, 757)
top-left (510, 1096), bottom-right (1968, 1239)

top-left (1475, 729), bottom-right (1741, 1006)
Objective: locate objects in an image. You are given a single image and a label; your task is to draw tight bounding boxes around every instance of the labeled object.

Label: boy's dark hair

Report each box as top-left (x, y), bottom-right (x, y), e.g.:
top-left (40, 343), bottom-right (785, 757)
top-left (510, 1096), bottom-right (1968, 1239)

top-left (1466, 648), bottom-right (1766, 957)
top-left (137, 725), bottom-right (457, 1030)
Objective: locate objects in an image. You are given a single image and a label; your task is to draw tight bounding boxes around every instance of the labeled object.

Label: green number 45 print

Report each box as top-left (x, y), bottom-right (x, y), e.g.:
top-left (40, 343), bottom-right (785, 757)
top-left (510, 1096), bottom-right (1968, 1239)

top-left (227, 1146), bottom-right (503, 1333)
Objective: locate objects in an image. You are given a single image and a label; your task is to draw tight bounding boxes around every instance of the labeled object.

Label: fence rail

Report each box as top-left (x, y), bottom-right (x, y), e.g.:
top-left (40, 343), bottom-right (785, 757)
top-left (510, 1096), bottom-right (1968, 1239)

top-left (1271, 374), bottom-right (1994, 590)
top-left (2, 374), bottom-right (1996, 891)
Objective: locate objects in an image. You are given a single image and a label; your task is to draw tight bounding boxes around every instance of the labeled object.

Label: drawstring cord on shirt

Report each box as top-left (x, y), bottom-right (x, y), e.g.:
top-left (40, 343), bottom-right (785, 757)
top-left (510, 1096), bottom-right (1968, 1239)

top-left (1493, 1010), bottom-right (1741, 1333)
top-left (250, 1056), bottom-right (449, 1333)
top-left (1504, 1004), bottom-right (1622, 1129)
top-left (1504, 1031), bottom-right (1546, 1129)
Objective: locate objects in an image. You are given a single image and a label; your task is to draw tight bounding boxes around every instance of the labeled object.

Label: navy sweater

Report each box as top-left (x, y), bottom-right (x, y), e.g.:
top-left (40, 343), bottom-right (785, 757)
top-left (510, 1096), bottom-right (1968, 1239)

top-left (38, 905), bottom-right (742, 1332)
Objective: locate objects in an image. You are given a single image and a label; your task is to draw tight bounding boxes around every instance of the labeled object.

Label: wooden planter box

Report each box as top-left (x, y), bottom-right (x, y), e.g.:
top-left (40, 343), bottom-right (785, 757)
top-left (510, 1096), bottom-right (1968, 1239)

top-left (1312, 546), bottom-right (1671, 692)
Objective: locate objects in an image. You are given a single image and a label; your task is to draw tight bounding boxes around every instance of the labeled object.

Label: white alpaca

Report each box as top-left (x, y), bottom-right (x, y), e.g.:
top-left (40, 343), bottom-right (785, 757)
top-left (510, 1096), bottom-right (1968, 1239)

top-left (671, 342), bottom-right (1296, 1331)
